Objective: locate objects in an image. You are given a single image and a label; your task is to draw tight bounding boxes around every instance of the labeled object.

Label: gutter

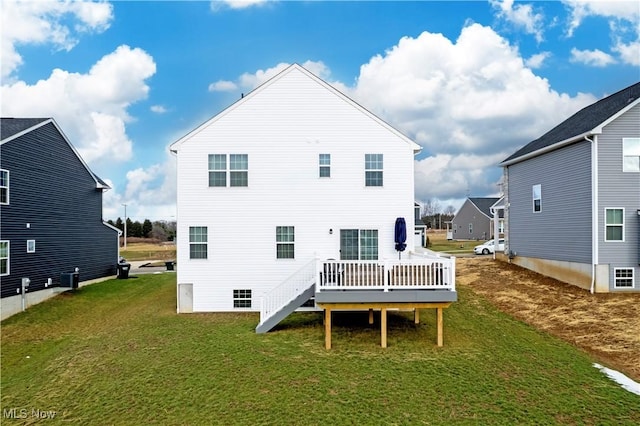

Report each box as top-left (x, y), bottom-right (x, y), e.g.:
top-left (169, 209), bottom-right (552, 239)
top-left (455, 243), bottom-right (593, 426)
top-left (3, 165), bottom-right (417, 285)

top-left (500, 131), bottom-right (596, 167)
top-left (587, 135), bottom-right (597, 294)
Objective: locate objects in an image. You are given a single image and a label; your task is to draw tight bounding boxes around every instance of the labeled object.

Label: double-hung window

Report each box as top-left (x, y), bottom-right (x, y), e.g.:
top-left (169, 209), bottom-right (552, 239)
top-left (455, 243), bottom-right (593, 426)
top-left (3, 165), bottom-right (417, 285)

top-left (365, 154), bottom-right (383, 186)
top-left (532, 184), bottom-right (542, 213)
top-left (233, 289), bottom-right (252, 308)
top-left (605, 208), bottom-right (624, 241)
top-left (319, 154), bottom-right (330, 178)
top-left (276, 226), bottom-right (295, 259)
top-left (0, 241), bottom-right (9, 276)
top-left (208, 154), bottom-right (248, 187)
top-left (622, 138), bottom-right (640, 172)
top-left (0, 170), bottom-right (8, 205)
top-left (189, 226), bottom-right (208, 259)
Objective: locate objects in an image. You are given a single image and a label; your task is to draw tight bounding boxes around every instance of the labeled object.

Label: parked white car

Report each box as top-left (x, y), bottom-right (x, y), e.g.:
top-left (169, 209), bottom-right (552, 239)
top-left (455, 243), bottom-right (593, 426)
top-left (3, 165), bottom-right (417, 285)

top-left (474, 239), bottom-right (505, 255)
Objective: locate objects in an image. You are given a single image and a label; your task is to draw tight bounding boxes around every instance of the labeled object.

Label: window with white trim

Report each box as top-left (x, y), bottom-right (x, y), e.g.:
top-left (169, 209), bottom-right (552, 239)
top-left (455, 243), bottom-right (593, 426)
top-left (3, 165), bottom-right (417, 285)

top-left (614, 268), bottom-right (634, 288)
top-left (0, 169), bottom-right (8, 205)
top-left (189, 226), bottom-right (208, 259)
top-left (622, 138), bottom-right (640, 172)
top-left (276, 226), bottom-right (294, 259)
top-left (605, 208), bottom-right (624, 241)
top-left (27, 240), bottom-right (35, 253)
top-left (532, 184), bottom-right (542, 213)
top-left (208, 154), bottom-right (248, 187)
top-left (498, 219), bottom-right (505, 234)
top-left (0, 241), bottom-right (9, 276)
top-left (468, 223), bottom-right (473, 234)
top-left (319, 154), bottom-right (330, 177)
top-left (365, 154), bottom-right (383, 186)
top-left (340, 229), bottom-right (378, 260)
top-left (233, 289), bottom-right (252, 308)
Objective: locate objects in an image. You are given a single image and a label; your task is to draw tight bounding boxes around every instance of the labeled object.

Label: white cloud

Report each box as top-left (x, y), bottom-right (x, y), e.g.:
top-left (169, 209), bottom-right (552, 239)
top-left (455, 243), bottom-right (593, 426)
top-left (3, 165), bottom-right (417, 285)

top-left (1, 0), bottom-right (113, 79)
top-left (1, 45), bottom-right (156, 163)
top-left (490, 0), bottom-right (545, 42)
top-left (525, 52), bottom-right (551, 69)
top-left (210, 0), bottom-right (270, 12)
top-left (208, 80), bottom-right (238, 92)
top-left (151, 105), bottom-right (169, 114)
top-left (342, 24), bottom-right (595, 202)
top-left (570, 47), bottom-right (617, 66)
top-left (613, 39), bottom-right (640, 66)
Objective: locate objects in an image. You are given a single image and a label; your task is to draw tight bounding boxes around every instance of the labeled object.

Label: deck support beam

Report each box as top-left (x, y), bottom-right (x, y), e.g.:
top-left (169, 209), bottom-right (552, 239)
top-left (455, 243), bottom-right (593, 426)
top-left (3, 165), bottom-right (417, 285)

top-left (319, 302), bottom-right (451, 349)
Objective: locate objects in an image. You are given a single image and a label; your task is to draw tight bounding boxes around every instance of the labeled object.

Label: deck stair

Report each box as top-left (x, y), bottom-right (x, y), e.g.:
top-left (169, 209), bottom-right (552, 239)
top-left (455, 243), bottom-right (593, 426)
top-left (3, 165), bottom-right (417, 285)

top-left (256, 258), bottom-right (317, 333)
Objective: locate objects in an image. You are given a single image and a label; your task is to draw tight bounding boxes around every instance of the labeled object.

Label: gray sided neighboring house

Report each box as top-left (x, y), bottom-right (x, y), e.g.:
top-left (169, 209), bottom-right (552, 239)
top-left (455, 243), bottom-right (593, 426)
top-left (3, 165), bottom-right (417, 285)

top-left (501, 81), bottom-right (640, 293)
top-left (1, 118), bottom-right (120, 318)
top-left (451, 197), bottom-right (502, 241)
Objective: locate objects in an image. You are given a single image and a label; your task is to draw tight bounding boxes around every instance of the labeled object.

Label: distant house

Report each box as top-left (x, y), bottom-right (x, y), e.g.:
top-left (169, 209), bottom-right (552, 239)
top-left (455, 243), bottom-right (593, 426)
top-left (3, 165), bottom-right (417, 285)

top-left (500, 81), bottom-right (640, 293)
top-left (451, 197), bottom-right (503, 241)
top-left (1, 118), bottom-right (121, 319)
top-left (170, 64), bottom-right (457, 338)
top-left (414, 202), bottom-right (427, 247)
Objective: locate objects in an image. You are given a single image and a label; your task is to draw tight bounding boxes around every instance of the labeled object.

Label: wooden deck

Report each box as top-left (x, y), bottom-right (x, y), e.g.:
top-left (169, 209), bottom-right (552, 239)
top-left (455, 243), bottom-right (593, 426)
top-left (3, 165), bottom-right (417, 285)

top-left (317, 302), bottom-right (452, 349)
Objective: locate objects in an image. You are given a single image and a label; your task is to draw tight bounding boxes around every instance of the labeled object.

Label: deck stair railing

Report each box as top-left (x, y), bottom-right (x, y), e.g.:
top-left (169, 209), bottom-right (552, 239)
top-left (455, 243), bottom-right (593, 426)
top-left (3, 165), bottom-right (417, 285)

top-left (257, 258), bottom-right (317, 332)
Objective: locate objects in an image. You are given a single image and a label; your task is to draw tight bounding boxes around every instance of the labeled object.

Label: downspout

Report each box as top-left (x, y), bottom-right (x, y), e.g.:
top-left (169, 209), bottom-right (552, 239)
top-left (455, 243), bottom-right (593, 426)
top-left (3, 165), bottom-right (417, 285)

top-left (587, 135), bottom-right (597, 294)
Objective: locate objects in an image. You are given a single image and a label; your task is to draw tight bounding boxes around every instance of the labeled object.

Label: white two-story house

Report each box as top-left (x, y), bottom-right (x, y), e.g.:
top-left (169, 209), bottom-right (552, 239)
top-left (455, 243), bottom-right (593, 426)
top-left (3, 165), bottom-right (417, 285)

top-left (170, 64), bottom-right (456, 337)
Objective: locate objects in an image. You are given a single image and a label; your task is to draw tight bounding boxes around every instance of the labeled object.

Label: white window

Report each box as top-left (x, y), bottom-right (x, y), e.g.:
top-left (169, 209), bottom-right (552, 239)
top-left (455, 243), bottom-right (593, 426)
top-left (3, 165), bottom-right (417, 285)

top-left (27, 240), bottom-right (35, 253)
top-left (0, 169), bottom-right (8, 205)
top-left (622, 138), bottom-right (640, 172)
top-left (498, 219), bottom-right (505, 234)
top-left (319, 154), bottom-right (330, 178)
top-left (208, 154), bottom-right (248, 187)
top-left (340, 229), bottom-right (378, 260)
top-left (605, 208), bottom-right (624, 241)
top-left (0, 241), bottom-right (8, 276)
top-left (365, 154), bottom-right (383, 186)
top-left (189, 226), bottom-right (208, 259)
top-left (276, 226), bottom-right (295, 259)
top-left (233, 289), bottom-right (252, 308)
top-left (614, 268), bottom-right (634, 288)
top-left (532, 184), bottom-right (542, 213)
top-left (468, 223), bottom-right (473, 234)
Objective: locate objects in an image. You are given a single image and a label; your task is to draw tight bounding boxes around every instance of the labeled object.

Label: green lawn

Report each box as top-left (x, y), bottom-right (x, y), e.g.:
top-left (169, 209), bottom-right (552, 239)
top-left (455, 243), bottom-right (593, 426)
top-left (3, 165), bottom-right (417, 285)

top-left (2, 274), bottom-right (638, 425)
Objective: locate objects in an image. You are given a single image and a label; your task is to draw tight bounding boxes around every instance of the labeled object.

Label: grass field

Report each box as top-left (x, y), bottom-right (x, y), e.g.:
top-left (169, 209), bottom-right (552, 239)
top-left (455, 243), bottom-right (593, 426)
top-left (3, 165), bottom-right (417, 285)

top-left (426, 230), bottom-right (477, 254)
top-left (2, 274), bottom-right (638, 424)
top-left (120, 242), bottom-right (176, 261)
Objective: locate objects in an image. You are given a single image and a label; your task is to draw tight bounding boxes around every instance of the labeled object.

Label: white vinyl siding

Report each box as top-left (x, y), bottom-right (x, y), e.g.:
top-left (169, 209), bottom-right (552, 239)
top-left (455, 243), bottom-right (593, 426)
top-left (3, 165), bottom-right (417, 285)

top-left (604, 208), bottom-right (624, 242)
top-left (614, 268), bottom-right (634, 288)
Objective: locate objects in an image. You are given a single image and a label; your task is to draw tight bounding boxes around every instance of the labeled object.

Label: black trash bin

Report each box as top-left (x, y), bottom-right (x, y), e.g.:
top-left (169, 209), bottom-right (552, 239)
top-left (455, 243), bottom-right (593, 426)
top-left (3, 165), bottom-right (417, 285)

top-left (117, 262), bottom-right (131, 279)
top-left (60, 272), bottom-right (80, 289)
top-left (165, 261), bottom-right (174, 271)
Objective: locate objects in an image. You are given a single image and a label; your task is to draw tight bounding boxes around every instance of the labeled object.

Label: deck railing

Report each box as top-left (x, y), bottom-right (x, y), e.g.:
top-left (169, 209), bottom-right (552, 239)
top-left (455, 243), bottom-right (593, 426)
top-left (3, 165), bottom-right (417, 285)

top-left (259, 258), bottom-right (317, 323)
top-left (316, 254), bottom-right (455, 292)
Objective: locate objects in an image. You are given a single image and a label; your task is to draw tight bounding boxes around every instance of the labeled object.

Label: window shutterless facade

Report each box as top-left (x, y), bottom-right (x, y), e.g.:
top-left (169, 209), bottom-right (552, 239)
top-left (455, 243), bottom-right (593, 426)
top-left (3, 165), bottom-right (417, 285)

top-left (614, 268), bottom-right (634, 288)
top-left (0, 169), bottom-right (8, 205)
top-left (233, 289), bottom-right (252, 308)
top-left (208, 154), bottom-right (248, 187)
top-left (319, 154), bottom-right (330, 177)
top-left (622, 138), bottom-right (640, 172)
top-left (189, 226), bottom-right (208, 259)
top-left (276, 226), bottom-right (295, 259)
top-left (532, 184), bottom-right (542, 213)
top-left (365, 154), bottom-right (383, 186)
top-left (340, 229), bottom-right (378, 260)
top-left (0, 241), bottom-right (9, 276)
top-left (604, 208), bottom-right (624, 241)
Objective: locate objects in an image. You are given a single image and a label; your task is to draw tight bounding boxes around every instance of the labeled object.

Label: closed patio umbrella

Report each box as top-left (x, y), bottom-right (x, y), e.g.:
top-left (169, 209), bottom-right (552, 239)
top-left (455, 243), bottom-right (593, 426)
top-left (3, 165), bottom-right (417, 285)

top-left (394, 217), bottom-right (407, 259)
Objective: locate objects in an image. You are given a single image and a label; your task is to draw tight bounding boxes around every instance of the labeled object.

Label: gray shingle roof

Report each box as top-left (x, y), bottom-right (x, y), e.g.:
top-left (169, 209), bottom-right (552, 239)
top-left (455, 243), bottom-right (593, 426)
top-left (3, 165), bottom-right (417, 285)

top-left (468, 197), bottom-right (501, 218)
top-left (502, 81), bottom-right (640, 164)
top-left (1, 117), bottom-right (50, 141)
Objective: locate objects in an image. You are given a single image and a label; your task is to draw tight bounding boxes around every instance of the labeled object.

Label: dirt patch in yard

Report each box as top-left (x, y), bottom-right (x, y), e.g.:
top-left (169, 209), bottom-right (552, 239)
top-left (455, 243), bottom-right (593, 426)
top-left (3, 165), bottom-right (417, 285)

top-left (457, 257), bottom-right (640, 382)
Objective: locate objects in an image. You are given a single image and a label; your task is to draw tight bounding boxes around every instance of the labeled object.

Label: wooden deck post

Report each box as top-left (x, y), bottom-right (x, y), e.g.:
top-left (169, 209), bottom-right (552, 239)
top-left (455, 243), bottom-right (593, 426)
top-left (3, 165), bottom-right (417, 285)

top-left (325, 308), bottom-right (332, 350)
top-left (414, 309), bottom-right (420, 324)
top-left (369, 308), bottom-right (374, 325)
top-left (437, 307), bottom-right (443, 347)
top-left (381, 308), bottom-right (387, 348)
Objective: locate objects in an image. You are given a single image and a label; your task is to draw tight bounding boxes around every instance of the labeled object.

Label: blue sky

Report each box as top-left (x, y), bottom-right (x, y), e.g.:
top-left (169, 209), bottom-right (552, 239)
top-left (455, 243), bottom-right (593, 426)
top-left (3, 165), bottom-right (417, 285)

top-left (2, 0), bottom-right (639, 221)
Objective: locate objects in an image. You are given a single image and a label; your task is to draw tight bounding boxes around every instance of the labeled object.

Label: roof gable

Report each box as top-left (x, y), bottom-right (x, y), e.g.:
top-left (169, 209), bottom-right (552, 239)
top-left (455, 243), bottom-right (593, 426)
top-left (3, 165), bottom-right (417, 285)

top-left (502, 81), bottom-right (640, 165)
top-left (468, 197), bottom-right (500, 218)
top-left (170, 63), bottom-right (421, 153)
top-left (0, 117), bottom-right (110, 190)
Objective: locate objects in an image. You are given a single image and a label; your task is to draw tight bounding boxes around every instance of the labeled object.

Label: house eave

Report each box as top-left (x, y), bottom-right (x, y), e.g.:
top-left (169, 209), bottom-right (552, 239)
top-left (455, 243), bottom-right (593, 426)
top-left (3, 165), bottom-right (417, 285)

top-left (500, 131), bottom-right (596, 167)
